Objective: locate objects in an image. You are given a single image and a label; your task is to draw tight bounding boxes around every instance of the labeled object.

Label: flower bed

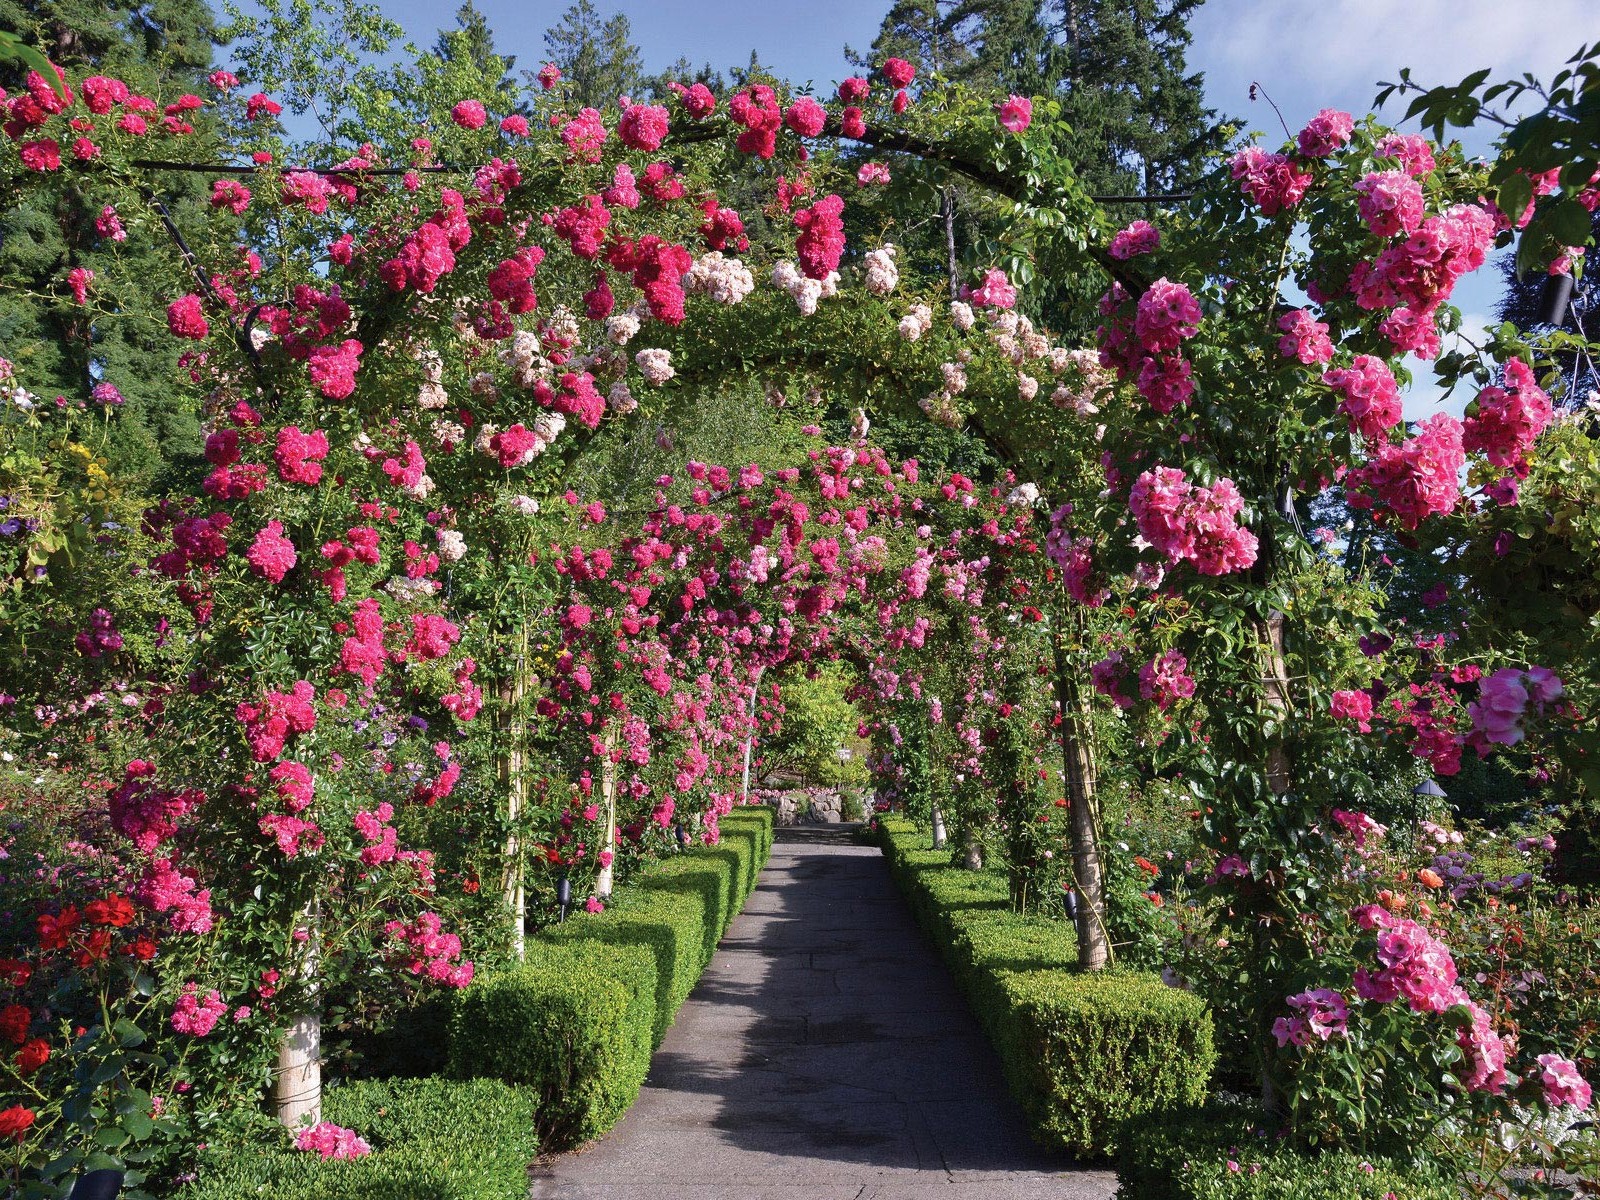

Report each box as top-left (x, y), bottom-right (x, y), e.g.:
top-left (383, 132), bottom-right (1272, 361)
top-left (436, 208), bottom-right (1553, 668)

top-left (448, 806), bottom-right (773, 1147)
top-left (877, 815), bottom-right (1215, 1158)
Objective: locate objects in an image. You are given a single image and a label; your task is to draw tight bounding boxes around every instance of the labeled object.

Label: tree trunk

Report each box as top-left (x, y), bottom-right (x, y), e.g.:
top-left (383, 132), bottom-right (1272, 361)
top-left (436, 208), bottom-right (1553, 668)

top-left (1055, 632), bottom-right (1110, 970)
top-left (943, 188), bottom-right (959, 300)
top-left (273, 1010), bottom-right (321, 1129)
top-left (273, 919), bottom-right (320, 1129)
top-left (1255, 610), bottom-right (1294, 1118)
top-left (961, 828), bottom-right (984, 870)
top-left (501, 625), bottom-right (529, 960)
top-left (742, 667), bottom-right (764, 802)
top-left (930, 801), bottom-right (949, 849)
top-left (595, 726), bottom-right (619, 898)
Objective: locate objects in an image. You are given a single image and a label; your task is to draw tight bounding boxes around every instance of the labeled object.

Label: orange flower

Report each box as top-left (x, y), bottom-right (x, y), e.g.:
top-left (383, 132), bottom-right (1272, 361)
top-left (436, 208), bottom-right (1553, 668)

top-left (1418, 868), bottom-right (1444, 889)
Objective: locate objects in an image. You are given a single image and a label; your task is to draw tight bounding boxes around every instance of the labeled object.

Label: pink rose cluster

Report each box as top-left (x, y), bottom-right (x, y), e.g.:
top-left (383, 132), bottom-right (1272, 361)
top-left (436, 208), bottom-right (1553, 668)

top-left (384, 911), bottom-right (474, 987)
top-left (1099, 277), bottom-right (1204, 414)
top-left (295, 1122), bottom-right (372, 1160)
top-left (1330, 807), bottom-right (1386, 850)
top-left (1129, 466), bottom-right (1259, 576)
top-left (729, 85), bottom-right (782, 158)
top-left (1272, 988), bottom-right (1349, 1047)
top-left (1276, 309), bottom-right (1333, 365)
top-left (1229, 145), bottom-right (1313, 216)
top-left (235, 680), bottom-right (317, 762)
top-left (1090, 653), bottom-right (1134, 710)
top-left (1046, 508), bottom-right (1106, 606)
top-left (619, 102), bottom-right (671, 151)
top-left (968, 267), bottom-right (1018, 311)
top-left (1138, 650), bottom-right (1195, 711)
top-left (794, 194), bottom-right (846, 280)
top-left (109, 761), bottom-right (203, 855)
top-left (1467, 666), bottom-right (1564, 750)
top-left (1349, 203), bottom-right (1494, 356)
top-left (1354, 170), bottom-right (1426, 237)
top-left (1461, 357), bottom-right (1553, 473)
top-left (1537, 1054), bottom-right (1594, 1111)
top-left (1297, 107), bottom-right (1354, 157)
top-left (170, 983), bottom-right (227, 1037)
top-left (1345, 413), bottom-right (1464, 529)
top-left (1107, 219), bottom-right (1160, 261)
top-left (1352, 909), bottom-right (1463, 1013)
top-left (1322, 355), bottom-right (1402, 440)
top-left (1330, 689), bottom-right (1374, 732)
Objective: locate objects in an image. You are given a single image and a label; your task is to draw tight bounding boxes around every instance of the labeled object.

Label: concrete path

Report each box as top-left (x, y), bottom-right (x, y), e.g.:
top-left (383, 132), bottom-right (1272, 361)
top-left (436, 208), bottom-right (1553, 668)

top-left (529, 833), bottom-right (1118, 1200)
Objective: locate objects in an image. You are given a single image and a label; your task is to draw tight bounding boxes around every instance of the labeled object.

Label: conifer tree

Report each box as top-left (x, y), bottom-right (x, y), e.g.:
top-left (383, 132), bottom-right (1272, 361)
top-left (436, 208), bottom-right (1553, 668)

top-left (0, 0), bottom-right (217, 481)
top-left (538, 0), bottom-right (643, 109)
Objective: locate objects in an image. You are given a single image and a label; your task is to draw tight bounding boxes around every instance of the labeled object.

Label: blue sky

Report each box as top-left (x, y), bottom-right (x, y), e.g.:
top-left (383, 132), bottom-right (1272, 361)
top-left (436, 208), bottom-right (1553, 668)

top-left (241, 0), bottom-right (1592, 414)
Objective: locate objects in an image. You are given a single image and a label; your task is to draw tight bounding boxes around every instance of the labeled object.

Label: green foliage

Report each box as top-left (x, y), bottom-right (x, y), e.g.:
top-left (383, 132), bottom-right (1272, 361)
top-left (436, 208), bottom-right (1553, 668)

top-left (764, 664), bottom-right (867, 787)
top-left (178, 1077), bottom-right (539, 1200)
top-left (1117, 1098), bottom-right (1455, 1200)
top-left (449, 808), bottom-right (773, 1148)
top-left (879, 816), bottom-right (1215, 1157)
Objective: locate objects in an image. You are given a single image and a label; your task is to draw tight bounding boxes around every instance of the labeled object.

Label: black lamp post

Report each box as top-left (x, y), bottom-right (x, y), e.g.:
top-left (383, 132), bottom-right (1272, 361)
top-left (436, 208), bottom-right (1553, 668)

top-left (1413, 778), bottom-right (1448, 801)
top-left (673, 821), bottom-right (689, 850)
top-left (1537, 272), bottom-right (1575, 328)
top-left (69, 1169), bottom-right (124, 1200)
top-left (556, 874), bottom-right (571, 924)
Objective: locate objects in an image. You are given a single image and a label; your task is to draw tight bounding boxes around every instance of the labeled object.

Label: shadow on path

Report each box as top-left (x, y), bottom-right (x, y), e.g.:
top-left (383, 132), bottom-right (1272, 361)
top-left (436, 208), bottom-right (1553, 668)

top-left (529, 842), bottom-right (1118, 1199)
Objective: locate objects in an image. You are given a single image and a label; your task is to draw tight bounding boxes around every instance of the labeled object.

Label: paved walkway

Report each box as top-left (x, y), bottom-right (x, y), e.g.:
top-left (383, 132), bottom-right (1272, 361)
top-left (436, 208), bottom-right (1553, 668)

top-left (530, 834), bottom-right (1117, 1200)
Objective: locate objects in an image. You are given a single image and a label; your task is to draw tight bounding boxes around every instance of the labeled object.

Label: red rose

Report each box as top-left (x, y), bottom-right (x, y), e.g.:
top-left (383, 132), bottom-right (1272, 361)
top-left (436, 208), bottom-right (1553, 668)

top-left (0, 1005), bottom-right (30, 1045)
top-left (37, 904), bottom-right (81, 950)
top-left (0, 1105), bottom-right (36, 1140)
top-left (14, 1039), bottom-right (48, 1075)
top-left (125, 935), bottom-right (158, 961)
top-left (0, 959), bottom-right (31, 987)
top-left (74, 929), bottom-right (113, 966)
top-left (85, 895), bottom-right (135, 927)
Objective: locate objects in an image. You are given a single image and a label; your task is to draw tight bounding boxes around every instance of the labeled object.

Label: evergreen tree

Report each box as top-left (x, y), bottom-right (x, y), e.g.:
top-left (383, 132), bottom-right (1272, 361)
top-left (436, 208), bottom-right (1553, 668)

top-left (433, 1), bottom-right (520, 108)
top-left (1497, 209), bottom-right (1600, 408)
top-left (0, 0), bottom-right (218, 482)
top-left (847, 0), bottom-right (975, 79)
top-left (538, 0), bottom-right (642, 109)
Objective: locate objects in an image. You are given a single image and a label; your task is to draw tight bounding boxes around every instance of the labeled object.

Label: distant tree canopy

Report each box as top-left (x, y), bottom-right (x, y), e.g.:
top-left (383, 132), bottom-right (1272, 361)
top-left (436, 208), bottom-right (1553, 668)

top-left (0, 0), bottom-right (218, 482)
top-left (854, 0), bottom-right (1228, 194)
top-left (1497, 209), bottom-right (1600, 408)
top-left (539, 0), bottom-right (643, 109)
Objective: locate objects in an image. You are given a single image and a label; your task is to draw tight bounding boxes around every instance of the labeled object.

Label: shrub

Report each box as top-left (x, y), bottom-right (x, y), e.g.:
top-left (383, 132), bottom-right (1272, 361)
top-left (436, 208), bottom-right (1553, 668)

top-left (879, 816), bottom-right (1215, 1158)
top-left (1117, 1099), bottom-right (1457, 1199)
top-left (179, 1077), bottom-right (538, 1200)
top-left (447, 941), bottom-right (656, 1147)
top-left (449, 806), bottom-right (773, 1147)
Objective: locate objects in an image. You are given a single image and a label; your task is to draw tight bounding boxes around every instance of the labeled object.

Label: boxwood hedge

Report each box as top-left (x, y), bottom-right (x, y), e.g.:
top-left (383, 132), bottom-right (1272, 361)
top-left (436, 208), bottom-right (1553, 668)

top-left (878, 815), bottom-right (1215, 1158)
top-left (178, 1076), bottom-right (538, 1200)
top-left (449, 806), bottom-right (774, 1148)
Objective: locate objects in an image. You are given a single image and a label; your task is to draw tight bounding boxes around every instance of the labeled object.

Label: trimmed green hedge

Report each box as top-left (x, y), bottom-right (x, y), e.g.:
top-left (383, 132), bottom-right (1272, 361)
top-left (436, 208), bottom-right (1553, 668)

top-left (179, 1077), bottom-right (538, 1200)
top-left (449, 805), bottom-right (774, 1148)
top-left (878, 815), bottom-right (1215, 1158)
top-left (1117, 1099), bottom-right (1457, 1199)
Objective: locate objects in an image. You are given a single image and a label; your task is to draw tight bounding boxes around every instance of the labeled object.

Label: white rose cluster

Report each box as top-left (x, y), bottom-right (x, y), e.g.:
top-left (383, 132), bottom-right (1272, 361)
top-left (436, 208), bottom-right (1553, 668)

top-left (436, 528), bottom-right (467, 562)
top-left (634, 348), bottom-right (676, 386)
top-left (864, 244), bottom-right (899, 295)
top-left (605, 312), bottom-right (642, 345)
top-left (683, 252), bottom-right (755, 305)
top-left (772, 260), bottom-right (839, 316)
top-left (898, 303), bottom-right (933, 342)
